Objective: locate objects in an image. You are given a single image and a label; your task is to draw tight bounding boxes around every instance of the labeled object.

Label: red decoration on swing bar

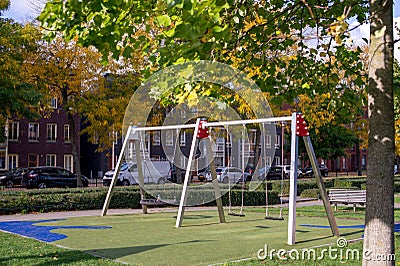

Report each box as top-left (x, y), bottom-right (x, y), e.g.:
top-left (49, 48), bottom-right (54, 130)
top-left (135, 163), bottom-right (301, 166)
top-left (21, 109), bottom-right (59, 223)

top-left (296, 113), bottom-right (309, 136)
top-left (197, 119), bottom-right (209, 139)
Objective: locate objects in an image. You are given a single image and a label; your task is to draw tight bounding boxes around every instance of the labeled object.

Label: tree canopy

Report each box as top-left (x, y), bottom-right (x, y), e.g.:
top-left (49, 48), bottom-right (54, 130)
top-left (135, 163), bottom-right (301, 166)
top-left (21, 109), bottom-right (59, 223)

top-left (39, 0), bottom-right (369, 155)
top-left (0, 17), bottom-right (42, 141)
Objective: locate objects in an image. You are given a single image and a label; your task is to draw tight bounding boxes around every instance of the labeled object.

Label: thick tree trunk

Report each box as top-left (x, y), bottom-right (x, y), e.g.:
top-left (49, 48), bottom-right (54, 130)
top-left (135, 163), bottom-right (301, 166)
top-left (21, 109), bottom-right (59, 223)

top-left (67, 112), bottom-right (83, 187)
top-left (363, 0), bottom-right (395, 265)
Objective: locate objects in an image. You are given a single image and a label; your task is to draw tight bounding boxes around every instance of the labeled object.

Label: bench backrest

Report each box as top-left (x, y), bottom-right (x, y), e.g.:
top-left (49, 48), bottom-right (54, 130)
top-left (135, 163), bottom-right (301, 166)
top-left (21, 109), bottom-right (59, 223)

top-left (328, 189), bottom-right (366, 202)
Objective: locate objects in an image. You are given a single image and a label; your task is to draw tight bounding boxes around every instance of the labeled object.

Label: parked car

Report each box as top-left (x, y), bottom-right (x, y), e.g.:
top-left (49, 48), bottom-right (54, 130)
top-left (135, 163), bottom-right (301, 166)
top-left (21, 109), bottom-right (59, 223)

top-left (21, 167), bottom-right (89, 189)
top-left (0, 167), bottom-right (28, 187)
top-left (103, 161), bottom-right (170, 186)
top-left (265, 165), bottom-right (288, 180)
top-left (300, 164), bottom-right (329, 178)
top-left (252, 166), bottom-right (271, 181)
top-left (264, 165), bottom-right (303, 180)
top-left (206, 167), bottom-right (246, 183)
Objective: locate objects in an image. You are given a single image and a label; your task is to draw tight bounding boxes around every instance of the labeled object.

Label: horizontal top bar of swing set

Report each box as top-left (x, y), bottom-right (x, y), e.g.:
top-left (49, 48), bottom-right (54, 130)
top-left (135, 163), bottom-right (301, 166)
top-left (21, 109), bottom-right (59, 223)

top-left (128, 116), bottom-right (293, 132)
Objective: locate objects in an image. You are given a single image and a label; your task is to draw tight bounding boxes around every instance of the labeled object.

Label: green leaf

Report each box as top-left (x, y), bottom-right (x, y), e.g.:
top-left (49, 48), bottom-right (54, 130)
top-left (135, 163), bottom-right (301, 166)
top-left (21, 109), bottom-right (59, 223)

top-left (155, 14), bottom-right (171, 26)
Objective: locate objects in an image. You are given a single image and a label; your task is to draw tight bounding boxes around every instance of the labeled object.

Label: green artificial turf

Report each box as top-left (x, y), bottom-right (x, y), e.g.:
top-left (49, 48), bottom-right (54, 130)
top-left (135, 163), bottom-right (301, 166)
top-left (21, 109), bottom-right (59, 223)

top-left (36, 209), bottom-right (364, 265)
top-left (1, 205), bottom-right (399, 265)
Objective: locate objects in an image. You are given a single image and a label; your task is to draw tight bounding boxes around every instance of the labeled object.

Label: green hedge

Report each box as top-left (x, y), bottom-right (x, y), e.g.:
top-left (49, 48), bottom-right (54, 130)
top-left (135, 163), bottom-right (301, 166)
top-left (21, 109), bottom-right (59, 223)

top-left (300, 188), bottom-right (320, 199)
top-left (271, 179), bottom-right (334, 196)
top-left (0, 187), bottom-right (280, 215)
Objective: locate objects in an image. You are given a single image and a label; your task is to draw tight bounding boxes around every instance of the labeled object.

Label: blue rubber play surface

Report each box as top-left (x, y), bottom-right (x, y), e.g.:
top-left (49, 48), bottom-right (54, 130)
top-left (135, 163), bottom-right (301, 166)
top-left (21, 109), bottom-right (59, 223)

top-left (301, 223), bottom-right (400, 232)
top-left (0, 219), bottom-right (111, 242)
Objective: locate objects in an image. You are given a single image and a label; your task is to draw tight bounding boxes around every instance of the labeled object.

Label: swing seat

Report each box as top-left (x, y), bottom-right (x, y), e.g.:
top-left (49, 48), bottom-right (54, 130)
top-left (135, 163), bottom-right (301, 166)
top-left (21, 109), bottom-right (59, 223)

top-left (228, 212), bottom-right (245, 217)
top-left (265, 216), bottom-right (284, 221)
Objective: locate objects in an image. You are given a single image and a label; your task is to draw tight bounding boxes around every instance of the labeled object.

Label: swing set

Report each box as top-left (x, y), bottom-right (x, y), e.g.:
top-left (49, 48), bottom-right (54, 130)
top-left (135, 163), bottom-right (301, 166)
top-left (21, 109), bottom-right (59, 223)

top-left (101, 113), bottom-right (340, 245)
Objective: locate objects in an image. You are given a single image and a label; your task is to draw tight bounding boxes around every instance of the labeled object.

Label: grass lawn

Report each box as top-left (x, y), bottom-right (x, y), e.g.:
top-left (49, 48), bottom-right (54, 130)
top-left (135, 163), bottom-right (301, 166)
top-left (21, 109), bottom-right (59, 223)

top-left (1, 204), bottom-right (392, 265)
top-left (395, 194), bottom-right (400, 204)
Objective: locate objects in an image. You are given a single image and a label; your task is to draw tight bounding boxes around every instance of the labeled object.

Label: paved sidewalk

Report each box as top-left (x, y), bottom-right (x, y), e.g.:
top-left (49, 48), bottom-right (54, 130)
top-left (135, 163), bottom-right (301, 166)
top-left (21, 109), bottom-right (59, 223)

top-left (0, 198), bottom-right (323, 222)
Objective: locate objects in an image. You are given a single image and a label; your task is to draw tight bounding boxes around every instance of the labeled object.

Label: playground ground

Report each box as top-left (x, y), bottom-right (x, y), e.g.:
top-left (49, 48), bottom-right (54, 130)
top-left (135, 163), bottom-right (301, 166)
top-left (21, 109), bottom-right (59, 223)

top-left (2, 199), bottom-right (396, 265)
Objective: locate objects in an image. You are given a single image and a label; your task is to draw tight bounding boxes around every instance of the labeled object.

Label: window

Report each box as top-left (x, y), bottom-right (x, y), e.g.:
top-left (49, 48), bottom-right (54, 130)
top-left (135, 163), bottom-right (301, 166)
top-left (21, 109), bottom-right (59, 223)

top-left (180, 131), bottom-right (186, 146)
top-left (46, 154), bottom-right (56, 167)
top-left (28, 153), bottom-right (38, 167)
top-left (113, 131), bottom-right (118, 145)
top-left (64, 124), bottom-right (71, 142)
top-left (265, 156), bottom-right (272, 167)
top-left (275, 156), bottom-right (281, 165)
top-left (64, 154), bottom-right (73, 172)
top-left (0, 151), bottom-right (6, 170)
top-left (275, 135), bottom-right (280, 149)
top-left (8, 122), bottom-right (19, 141)
top-left (50, 97), bottom-right (58, 109)
top-left (249, 129), bottom-right (256, 145)
top-left (166, 130), bottom-right (173, 146)
top-left (8, 154), bottom-right (18, 169)
top-left (152, 131), bottom-right (160, 146)
top-left (28, 123), bottom-right (39, 141)
top-left (265, 134), bottom-right (271, 148)
top-left (47, 124), bottom-right (57, 142)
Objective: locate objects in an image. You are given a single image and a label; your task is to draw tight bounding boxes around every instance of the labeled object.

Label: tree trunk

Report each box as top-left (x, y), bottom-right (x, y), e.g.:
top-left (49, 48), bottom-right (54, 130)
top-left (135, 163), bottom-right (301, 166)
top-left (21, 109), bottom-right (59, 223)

top-left (363, 0), bottom-right (395, 265)
top-left (67, 112), bottom-right (83, 187)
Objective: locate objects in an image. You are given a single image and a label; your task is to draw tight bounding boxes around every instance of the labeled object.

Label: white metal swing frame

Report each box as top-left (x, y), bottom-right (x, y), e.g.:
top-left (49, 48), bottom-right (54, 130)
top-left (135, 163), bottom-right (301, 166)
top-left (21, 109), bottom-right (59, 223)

top-left (101, 112), bottom-right (339, 245)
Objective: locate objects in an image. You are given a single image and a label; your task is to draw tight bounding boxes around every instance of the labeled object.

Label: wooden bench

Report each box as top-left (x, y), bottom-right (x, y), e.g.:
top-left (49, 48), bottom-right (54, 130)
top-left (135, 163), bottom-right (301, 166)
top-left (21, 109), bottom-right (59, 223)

top-left (328, 189), bottom-right (366, 212)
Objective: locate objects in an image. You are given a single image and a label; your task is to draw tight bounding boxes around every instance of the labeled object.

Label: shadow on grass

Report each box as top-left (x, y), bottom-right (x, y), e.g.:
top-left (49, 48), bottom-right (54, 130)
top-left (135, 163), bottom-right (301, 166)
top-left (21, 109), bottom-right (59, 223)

top-left (86, 239), bottom-right (214, 259)
top-left (172, 214), bottom-right (214, 219)
top-left (295, 230), bottom-right (364, 245)
top-left (295, 235), bottom-right (333, 244)
top-left (178, 215), bottom-right (263, 227)
top-left (0, 248), bottom-right (113, 266)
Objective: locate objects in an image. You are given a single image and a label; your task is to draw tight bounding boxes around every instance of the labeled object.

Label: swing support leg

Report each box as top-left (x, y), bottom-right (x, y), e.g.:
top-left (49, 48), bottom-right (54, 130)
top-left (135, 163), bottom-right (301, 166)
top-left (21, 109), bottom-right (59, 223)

top-left (303, 136), bottom-right (339, 237)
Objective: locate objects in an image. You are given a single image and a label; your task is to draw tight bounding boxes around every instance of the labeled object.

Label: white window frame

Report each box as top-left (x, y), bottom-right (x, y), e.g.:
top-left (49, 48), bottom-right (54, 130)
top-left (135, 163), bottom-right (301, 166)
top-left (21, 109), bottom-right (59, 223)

top-left (265, 134), bottom-right (272, 149)
top-left (47, 123), bottom-right (57, 142)
top-left (50, 97), bottom-right (58, 109)
top-left (275, 135), bottom-right (280, 149)
top-left (266, 156), bottom-right (272, 167)
top-left (46, 154), bottom-right (57, 167)
top-left (0, 150), bottom-right (6, 170)
top-left (275, 156), bottom-right (281, 165)
top-left (64, 124), bottom-right (71, 142)
top-left (166, 130), bottom-right (173, 146)
top-left (153, 131), bottom-right (161, 146)
top-left (180, 131), bottom-right (186, 146)
top-left (8, 122), bottom-right (19, 141)
top-left (28, 123), bottom-right (39, 142)
top-left (8, 154), bottom-right (18, 170)
top-left (64, 154), bottom-right (73, 172)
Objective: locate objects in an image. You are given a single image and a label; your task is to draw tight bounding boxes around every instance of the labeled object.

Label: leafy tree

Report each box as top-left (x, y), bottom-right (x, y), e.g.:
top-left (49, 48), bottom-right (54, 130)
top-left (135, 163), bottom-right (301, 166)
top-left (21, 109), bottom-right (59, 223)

top-left (298, 124), bottom-right (359, 162)
top-left (0, 15), bottom-right (42, 142)
top-left (0, 0), bottom-right (10, 14)
top-left (22, 35), bottom-right (109, 186)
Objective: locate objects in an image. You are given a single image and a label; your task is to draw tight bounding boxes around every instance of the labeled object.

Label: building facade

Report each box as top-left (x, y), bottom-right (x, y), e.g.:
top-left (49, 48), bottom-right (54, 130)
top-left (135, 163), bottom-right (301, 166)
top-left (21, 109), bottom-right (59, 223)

top-left (0, 105), bottom-right (80, 173)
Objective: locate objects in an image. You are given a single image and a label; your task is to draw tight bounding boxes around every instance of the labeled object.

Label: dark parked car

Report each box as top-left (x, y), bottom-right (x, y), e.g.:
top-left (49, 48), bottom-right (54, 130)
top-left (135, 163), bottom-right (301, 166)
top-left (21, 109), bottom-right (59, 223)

top-left (301, 164), bottom-right (329, 178)
top-left (21, 166), bottom-right (89, 189)
top-left (265, 165), bottom-right (288, 180)
top-left (0, 168), bottom-right (28, 187)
